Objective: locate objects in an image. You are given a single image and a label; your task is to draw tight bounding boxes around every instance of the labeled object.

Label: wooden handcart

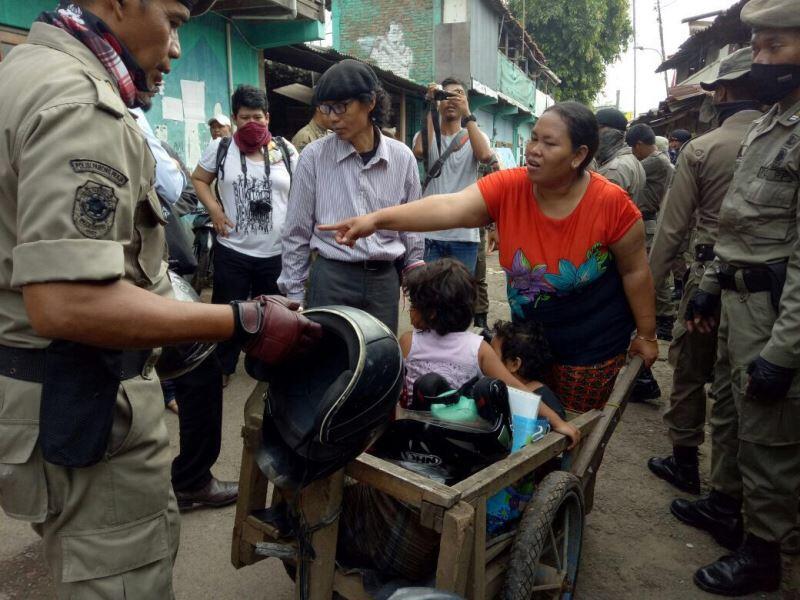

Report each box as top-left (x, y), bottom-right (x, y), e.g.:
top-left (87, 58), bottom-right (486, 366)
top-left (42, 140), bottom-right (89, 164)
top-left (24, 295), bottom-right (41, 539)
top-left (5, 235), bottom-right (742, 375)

top-left (231, 357), bottom-right (644, 600)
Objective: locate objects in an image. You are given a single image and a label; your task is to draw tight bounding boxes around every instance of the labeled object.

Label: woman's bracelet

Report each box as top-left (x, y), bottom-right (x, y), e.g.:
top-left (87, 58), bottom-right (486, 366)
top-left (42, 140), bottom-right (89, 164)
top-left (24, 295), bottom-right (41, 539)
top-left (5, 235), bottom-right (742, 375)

top-left (636, 334), bottom-right (658, 343)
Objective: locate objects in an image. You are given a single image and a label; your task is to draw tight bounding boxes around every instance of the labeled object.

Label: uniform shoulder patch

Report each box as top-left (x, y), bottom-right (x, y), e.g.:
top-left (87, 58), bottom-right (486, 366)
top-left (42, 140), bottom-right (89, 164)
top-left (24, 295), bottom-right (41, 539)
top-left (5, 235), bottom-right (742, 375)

top-left (70, 159), bottom-right (129, 187)
top-left (72, 181), bottom-right (119, 239)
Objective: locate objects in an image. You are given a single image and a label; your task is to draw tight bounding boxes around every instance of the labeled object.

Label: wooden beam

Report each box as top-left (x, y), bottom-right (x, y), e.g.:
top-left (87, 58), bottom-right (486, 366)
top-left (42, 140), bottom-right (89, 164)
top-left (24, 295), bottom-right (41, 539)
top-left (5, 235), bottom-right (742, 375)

top-left (346, 453), bottom-right (461, 509)
top-left (294, 469), bottom-right (345, 600)
top-left (571, 358), bottom-right (643, 481)
top-left (453, 411), bottom-right (602, 502)
top-left (435, 501), bottom-right (475, 596)
top-left (466, 499), bottom-right (487, 600)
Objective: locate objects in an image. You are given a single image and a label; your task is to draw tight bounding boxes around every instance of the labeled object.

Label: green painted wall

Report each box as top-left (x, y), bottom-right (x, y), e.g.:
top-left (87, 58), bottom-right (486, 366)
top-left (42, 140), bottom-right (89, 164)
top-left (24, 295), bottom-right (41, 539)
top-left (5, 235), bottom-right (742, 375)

top-left (0, 3), bottom-right (320, 167)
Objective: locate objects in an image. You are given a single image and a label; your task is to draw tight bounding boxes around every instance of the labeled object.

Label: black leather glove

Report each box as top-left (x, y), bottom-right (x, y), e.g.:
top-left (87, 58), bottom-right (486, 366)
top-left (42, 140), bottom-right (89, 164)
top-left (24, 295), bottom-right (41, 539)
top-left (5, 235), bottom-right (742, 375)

top-left (746, 356), bottom-right (795, 402)
top-left (684, 289), bottom-right (720, 323)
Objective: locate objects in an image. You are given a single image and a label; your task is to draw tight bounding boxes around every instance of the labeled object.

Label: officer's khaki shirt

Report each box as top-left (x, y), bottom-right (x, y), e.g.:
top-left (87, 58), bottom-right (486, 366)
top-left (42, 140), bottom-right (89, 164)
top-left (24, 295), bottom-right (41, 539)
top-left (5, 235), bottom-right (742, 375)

top-left (650, 110), bottom-right (762, 285)
top-left (0, 23), bottom-right (169, 348)
top-left (639, 150), bottom-right (674, 217)
top-left (699, 98), bottom-right (800, 368)
top-left (597, 146), bottom-right (646, 207)
top-left (291, 119), bottom-right (329, 153)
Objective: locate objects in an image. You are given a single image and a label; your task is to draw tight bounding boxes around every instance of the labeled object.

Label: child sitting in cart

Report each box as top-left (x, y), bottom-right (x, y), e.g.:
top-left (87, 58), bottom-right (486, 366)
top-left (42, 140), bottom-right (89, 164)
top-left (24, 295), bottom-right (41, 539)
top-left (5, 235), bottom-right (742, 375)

top-left (399, 258), bottom-right (579, 448)
top-left (490, 320), bottom-right (566, 420)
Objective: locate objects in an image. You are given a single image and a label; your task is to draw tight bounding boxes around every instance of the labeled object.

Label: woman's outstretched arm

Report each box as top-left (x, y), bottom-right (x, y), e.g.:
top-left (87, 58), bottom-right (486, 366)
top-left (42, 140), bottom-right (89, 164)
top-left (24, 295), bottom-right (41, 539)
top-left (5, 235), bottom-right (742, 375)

top-left (318, 183), bottom-right (492, 247)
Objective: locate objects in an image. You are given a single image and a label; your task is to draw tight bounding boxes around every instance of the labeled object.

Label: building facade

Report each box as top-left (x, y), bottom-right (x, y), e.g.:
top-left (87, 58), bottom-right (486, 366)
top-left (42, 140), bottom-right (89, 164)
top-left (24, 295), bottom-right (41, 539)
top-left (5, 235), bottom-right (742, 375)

top-left (331, 0), bottom-right (558, 164)
top-left (0, 0), bottom-right (325, 167)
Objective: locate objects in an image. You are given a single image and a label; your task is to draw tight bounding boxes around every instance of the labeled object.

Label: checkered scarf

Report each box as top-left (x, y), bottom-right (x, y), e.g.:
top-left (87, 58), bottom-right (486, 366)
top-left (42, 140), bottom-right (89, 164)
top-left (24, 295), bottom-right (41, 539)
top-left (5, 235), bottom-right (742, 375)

top-left (38, 3), bottom-right (142, 107)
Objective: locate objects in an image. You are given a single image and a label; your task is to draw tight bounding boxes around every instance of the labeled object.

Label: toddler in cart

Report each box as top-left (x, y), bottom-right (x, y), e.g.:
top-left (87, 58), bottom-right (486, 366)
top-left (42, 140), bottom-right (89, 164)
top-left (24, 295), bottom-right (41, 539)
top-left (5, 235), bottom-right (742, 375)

top-left (399, 258), bottom-right (578, 448)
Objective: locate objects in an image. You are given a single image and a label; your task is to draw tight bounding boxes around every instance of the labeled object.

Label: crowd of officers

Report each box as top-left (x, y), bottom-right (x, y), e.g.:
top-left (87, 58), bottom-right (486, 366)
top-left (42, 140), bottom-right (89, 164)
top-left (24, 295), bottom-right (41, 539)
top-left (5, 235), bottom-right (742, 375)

top-left (0, 0), bottom-right (799, 597)
top-left (611, 1), bottom-right (800, 595)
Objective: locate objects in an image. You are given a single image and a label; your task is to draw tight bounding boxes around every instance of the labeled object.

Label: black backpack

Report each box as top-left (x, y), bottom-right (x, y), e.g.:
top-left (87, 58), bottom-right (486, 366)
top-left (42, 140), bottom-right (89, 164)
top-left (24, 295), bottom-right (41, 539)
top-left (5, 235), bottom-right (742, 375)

top-left (214, 136), bottom-right (292, 200)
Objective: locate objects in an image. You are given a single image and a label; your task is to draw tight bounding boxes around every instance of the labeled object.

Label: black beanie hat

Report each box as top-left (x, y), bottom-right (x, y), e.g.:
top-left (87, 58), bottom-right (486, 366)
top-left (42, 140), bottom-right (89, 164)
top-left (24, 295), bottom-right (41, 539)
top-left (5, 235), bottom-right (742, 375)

top-left (669, 129), bottom-right (691, 143)
top-left (595, 107), bottom-right (628, 132)
top-left (313, 59), bottom-right (380, 105)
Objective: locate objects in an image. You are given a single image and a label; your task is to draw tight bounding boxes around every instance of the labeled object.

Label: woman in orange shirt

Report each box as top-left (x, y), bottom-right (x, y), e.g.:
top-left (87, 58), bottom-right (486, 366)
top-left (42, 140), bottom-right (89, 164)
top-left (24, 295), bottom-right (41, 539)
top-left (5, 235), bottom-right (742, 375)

top-left (321, 102), bottom-right (658, 413)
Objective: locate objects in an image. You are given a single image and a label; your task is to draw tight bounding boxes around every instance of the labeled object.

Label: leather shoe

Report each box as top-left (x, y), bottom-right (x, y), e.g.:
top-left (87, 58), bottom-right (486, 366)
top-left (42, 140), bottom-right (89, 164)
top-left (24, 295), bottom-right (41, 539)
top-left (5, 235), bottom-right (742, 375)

top-left (473, 313), bottom-right (488, 330)
top-left (693, 534), bottom-right (781, 596)
top-left (671, 491), bottom-right (743, 550)
top-left (176, 478), bottom-right (239, 511)
top-left (648, 451), bottom-right (700, 495)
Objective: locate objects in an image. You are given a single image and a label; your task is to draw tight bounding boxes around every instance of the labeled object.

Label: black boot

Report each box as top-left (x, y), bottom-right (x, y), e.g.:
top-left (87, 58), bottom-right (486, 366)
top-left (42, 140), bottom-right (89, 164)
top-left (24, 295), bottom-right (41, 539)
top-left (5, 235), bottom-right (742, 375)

top-left (671, 490), bottom-right (743, 550)
top-left (656, 315), bottom-right (675, 341)
top-left (648, 445), bottom-right (700, 494)
top-left (473, 313), bottom-right (488, 330)
top-left (693, 534), bottom-right (781, 596)
top-left (630, 367), bottom-right (661, 402)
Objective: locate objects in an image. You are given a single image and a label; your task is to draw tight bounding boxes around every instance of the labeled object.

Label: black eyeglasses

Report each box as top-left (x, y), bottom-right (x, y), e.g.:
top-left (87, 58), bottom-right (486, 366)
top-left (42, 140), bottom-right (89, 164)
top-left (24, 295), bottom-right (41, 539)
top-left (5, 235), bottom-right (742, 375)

top-left (318, 99), bottom-right (355, 115)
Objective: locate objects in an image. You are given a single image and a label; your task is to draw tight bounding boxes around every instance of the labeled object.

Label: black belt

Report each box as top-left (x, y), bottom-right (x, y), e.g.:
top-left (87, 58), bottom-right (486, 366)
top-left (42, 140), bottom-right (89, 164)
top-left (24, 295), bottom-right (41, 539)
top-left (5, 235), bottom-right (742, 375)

top-left (718, 265), bottom-right (774, 293)
top-left (0, 345), bottom-right (152, 384)
top-left (695, 244), bottom-right (715, 262)
top-left (328, 258), bottom-right (394, 272)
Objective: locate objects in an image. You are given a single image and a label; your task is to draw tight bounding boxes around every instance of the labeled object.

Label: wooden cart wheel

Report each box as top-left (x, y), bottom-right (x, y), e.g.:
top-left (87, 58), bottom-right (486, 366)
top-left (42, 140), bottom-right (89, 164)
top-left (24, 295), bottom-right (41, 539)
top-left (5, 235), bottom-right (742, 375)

top-left (502, 471), bottom-right (585, 600)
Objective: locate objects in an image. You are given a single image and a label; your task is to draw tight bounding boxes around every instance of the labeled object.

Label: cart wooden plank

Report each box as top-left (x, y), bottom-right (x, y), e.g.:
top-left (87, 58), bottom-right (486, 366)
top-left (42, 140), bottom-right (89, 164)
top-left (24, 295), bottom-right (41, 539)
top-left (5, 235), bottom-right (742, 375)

top-left (294, 469), bottom-right (345, 600)
top-left (453, 410), bottom-right (602, 502)
top-left (571, 357), bottom-right (643, 482)
top-left (231, 429), bottom-right (270, 568)
top-left (435, 501), bottom-right (475, 596)
top-left (467, 499), bottom-right (488, 600)
top-left (346, 453), bottom-right (462, 509)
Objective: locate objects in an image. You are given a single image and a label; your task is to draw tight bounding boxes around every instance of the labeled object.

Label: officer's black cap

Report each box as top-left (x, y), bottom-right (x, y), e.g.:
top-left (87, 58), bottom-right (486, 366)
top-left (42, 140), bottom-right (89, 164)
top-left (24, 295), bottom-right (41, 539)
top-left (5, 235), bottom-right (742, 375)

top-left (669, 129), bottom-right (691, 143)
top-left (182, 0), bottom-right (217, 16)
top-left (595, 108), bottom-right (628, 132)
top-left (313, 59), bottom-right (381, 105)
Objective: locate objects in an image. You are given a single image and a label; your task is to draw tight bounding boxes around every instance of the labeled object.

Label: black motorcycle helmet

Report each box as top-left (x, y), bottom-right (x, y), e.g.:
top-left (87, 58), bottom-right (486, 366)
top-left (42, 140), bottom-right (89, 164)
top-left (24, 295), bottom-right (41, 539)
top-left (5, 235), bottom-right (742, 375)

top-left (156, 271), bottom-right (217, 380)
top-left (373, 376), bottom-right (513, 485)
top-left (247, 306), bottom-right (403, 490)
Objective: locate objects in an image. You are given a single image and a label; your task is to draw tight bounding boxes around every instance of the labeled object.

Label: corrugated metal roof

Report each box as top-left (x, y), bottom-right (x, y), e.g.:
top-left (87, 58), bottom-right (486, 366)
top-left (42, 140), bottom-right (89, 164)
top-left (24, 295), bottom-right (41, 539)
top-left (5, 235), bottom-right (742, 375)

top-left (656, 0), bottom-right (749, 73)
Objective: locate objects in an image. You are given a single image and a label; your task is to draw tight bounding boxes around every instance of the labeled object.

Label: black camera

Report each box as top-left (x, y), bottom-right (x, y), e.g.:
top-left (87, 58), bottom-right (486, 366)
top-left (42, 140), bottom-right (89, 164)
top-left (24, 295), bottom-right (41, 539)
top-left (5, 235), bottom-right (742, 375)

top-left (433, 89), bottom-right (456, 101)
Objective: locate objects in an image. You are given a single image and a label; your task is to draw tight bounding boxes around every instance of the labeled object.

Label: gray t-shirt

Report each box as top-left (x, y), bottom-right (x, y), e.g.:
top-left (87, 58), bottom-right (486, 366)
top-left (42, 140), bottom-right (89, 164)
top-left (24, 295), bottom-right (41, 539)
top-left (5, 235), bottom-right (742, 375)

top-left (415, 129), bottom-right (489, 243)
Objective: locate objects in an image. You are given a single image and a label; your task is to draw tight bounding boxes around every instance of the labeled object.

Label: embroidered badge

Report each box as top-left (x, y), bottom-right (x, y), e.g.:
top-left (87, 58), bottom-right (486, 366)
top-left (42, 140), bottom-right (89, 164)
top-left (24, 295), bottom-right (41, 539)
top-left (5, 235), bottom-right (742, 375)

top-left (72, 181), bottom-right (118, 239)
top-left (69, 159), bottom-right (128, 187)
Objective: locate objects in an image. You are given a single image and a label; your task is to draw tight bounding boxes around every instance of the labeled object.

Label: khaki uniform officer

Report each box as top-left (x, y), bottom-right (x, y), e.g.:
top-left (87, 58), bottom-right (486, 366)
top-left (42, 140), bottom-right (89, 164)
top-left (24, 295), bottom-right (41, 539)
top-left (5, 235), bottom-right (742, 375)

top-left (0, 1), bottom-right (320, 598)
top-left (648, 48), bottom-right (763, 496)
top-left (675, 0), bottom-right (800, 594)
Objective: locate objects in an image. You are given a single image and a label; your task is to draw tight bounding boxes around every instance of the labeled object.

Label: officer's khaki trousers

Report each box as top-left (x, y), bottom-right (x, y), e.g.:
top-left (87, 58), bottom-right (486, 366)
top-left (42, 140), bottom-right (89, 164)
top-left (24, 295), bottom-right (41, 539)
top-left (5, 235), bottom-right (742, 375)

top-left (0, 374), bottom-right (179, 599)
top-left (663, 265), bottom-right (718, 447)
top-left (474, 228), bottom-right (490, 316)
top-left (709, 290), bottom-right (800, 543)
top-left (646, 220), bottom-right (676, 318)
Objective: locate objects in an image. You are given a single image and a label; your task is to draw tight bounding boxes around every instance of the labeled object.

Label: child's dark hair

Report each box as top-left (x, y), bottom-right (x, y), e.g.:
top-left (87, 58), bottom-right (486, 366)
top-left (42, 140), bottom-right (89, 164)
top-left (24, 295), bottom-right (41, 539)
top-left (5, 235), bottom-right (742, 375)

top-left (404, 259), bottom-right (476, 336)
top-left (492, 320), bottom-right (553, 381)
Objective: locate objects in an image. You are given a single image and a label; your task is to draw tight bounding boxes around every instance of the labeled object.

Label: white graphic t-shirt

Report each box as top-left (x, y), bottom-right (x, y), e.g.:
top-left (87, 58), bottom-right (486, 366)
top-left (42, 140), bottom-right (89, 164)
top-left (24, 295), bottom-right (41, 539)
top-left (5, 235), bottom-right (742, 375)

top-left (198, 137), bottom-right (298, 258)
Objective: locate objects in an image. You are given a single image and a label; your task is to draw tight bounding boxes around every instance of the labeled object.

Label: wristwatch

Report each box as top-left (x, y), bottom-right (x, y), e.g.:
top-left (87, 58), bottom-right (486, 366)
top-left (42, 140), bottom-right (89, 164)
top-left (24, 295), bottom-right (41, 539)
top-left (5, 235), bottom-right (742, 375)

top-left (461, 114), bottom-right (477, 127)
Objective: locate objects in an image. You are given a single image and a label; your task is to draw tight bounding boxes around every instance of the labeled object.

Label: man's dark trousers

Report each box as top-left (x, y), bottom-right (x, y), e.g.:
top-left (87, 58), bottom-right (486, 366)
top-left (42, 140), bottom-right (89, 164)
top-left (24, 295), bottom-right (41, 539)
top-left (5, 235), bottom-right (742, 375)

top-left (211, 242), bottom-right (281, 375)
top-left (306, 256), bottom-right (400, 334)
top-left (171, 353), bottom-right (224, 492)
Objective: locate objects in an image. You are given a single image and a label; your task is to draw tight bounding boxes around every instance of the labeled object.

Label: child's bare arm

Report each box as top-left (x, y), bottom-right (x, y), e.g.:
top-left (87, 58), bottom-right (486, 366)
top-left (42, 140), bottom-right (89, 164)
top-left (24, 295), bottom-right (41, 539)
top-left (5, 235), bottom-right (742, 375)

top-left (399, 331), bottom-right (413, 359)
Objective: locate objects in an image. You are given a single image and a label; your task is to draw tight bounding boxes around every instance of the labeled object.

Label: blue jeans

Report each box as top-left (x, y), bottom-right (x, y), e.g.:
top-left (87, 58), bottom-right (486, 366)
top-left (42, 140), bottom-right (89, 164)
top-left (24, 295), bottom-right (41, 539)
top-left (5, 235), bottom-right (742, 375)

top-left (424, 239), bottom-right (480, 274)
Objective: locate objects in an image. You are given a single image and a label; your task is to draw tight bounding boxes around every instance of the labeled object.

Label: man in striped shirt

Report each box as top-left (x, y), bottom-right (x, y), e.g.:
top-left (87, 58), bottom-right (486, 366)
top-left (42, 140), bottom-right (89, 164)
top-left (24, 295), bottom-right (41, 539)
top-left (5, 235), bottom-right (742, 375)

top-left (278, 60), bottom-right (424, 333)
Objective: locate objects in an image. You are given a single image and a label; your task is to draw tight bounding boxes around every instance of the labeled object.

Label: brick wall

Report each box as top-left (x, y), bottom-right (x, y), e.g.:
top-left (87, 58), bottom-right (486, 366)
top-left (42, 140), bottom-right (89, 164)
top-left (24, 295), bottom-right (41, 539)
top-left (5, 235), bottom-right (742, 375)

top-left (336, 0), bottom-right (435, 84)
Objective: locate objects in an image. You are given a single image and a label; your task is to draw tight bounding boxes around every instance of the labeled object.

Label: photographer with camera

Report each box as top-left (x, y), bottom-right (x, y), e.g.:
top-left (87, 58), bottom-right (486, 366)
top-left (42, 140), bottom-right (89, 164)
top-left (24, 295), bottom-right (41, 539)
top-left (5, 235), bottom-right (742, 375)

top-left (413, 78), bottom-right (495, 275)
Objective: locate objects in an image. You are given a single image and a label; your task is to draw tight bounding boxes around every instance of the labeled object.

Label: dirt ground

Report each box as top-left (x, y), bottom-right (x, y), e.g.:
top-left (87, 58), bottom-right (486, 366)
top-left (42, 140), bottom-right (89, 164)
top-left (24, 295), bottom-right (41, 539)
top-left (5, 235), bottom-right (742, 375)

top-left (1, 253), bottom-right (798, 599)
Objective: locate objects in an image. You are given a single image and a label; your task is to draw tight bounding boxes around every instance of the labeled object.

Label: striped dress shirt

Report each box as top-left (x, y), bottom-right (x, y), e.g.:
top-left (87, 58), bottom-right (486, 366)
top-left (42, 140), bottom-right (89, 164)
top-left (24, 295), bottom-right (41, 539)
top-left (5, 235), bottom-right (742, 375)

top-left (278, 130), bottom-right (424, 301)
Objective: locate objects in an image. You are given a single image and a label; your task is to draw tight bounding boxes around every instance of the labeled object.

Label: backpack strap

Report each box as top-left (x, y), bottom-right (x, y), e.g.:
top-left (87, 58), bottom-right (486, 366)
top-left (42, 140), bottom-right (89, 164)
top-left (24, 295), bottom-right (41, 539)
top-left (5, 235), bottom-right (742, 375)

top-left (421, 129), bottom-right (470, 193)
top-left (274, 136), bottom-right (292, 183)
top-left (214, 136), bottom-right (233, 202)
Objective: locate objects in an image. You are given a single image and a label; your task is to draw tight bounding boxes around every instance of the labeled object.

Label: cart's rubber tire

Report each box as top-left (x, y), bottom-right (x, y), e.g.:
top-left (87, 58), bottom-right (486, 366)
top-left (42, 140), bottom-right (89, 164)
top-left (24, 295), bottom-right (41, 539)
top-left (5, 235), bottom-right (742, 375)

top-left (502, 471), bottom-right (585, 600)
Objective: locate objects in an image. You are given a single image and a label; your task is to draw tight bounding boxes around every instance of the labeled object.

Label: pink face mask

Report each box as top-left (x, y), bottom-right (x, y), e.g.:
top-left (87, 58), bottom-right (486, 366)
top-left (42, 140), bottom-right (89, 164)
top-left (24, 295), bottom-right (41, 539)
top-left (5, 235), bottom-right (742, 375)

top-left (234, 120), bottom-right (272, 154)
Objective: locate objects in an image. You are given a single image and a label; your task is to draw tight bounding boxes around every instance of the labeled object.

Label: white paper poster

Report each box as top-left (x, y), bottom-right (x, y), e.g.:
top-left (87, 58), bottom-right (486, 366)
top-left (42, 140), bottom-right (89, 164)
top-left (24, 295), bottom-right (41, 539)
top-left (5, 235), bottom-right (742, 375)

top-left (161, 96), bottom-right (184, 121)
top-left (180, 79), bottom-right (206, 122)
